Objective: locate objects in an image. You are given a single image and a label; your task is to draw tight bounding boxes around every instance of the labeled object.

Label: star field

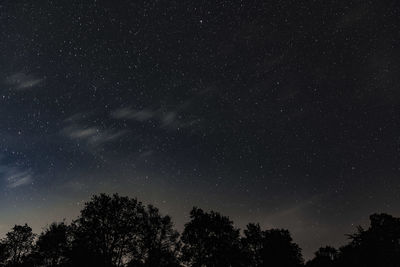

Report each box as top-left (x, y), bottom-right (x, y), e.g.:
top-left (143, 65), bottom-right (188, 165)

top-left (0, 0), bottom-right (400, 259)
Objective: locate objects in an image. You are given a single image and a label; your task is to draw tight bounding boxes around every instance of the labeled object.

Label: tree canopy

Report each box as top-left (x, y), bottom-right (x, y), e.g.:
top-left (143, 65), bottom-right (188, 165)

top-left (242, 223), bottom-right (303, 267)
top-left (181, 207), bottom-right (244, 267)
top-left (0, 194), bottom-right (399, 267)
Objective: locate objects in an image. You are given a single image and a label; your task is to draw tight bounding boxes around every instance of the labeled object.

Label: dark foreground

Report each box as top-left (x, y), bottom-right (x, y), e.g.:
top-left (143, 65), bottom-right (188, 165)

top-left (0, 193), bottom-right (399, 267)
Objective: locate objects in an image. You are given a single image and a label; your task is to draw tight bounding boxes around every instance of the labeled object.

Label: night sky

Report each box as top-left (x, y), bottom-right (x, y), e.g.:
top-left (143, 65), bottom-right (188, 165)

top-left (1, 0), bottom-right (400, 259)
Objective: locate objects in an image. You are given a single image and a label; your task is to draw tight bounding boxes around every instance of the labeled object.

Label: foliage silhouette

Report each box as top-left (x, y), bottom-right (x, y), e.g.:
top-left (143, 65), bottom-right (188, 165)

top-left (181, 207), bottom-right (245, 267)
top-left (306, 213), bottom-right (400, 267)
top-left (127, 205), bottom-right (181, 267)
top-left (69, 193), bottom-right (180, 267)
top-left (0, 194), bottom-right (400, 267)
top-left (34, 222), bottom-right (71, 267)
top-left (1, 224), bottom-right (35, 267)
top-left (0, 242), bottom-right (9, 266)
top-left (335, 213), bottom-right (400, 267)
top-left (70, 193), bottom-right (148, 267)
top-left (242, 223), bottom-right (303, 267)
top-left (305, 246), bottom-right (337, 267)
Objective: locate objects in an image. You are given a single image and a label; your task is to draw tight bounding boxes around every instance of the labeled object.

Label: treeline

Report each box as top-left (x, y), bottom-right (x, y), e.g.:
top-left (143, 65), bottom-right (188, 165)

top-left (0, 194), bottom-right (399, 267)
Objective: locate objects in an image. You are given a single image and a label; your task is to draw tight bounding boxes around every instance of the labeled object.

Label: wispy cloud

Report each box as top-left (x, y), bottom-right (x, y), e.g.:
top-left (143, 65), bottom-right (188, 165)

top-left (0, 161), bottom-right (33, 189)
top-left (64, 112), bottom-right (93, 123)
top-left (5, 73), bottom-right (44, 90)
top-left (62, 123), bottom-right (127, 147)
top-left (86, 129), bottom-right (127, 146)
top-left (111, 107), bottom-right (190, 130)
top-left (161, 111), bottom-right (177, 127)
top-left (111, 107), bottom-right (154, 121)
top-left (66, 126), bottom-right (98, 139)
top-left (6, 170), bottom-right (33, 188)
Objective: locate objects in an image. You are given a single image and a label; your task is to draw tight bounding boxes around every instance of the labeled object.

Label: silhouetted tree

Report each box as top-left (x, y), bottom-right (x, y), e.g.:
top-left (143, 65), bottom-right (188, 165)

top-left (305, 246), bottom-right (337, 267)
top-left (34, 222), bottom-right (71, 267)
top-left (68, 232), bottom-right (104, 267)
top-left (242, 223), bottom-right (303, 267)
top-left (128, 205), bottom-right (181, 267)
top-left (241, 223), bottom-right (264, 266)
top-left (3, 193), bottom-right (400, 267)
top-left (1, 224), bottom-right (35, 266)
top-left (70, 193), bottom-right (148, 267)
top-left (337, 213), bottom-right (400, 267)
top-left (0, 242), bottom-right (9, 266)
top-left (181, 207), bottom-right (244, 267)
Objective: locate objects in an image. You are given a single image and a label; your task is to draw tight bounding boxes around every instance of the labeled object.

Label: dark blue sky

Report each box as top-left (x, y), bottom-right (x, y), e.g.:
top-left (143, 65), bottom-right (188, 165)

top-left (1, 0), bottom-right (399, 258)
